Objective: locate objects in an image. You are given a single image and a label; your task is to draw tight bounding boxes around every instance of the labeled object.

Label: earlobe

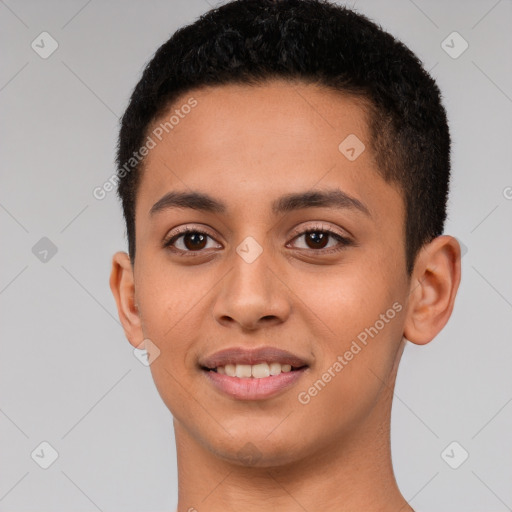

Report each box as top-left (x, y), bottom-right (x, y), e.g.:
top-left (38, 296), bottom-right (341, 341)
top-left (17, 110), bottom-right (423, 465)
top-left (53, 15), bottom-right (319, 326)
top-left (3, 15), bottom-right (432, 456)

top-left (109, 251), bottom-right (144, 348)
top-left (403, 235), bottom-right (461, 345)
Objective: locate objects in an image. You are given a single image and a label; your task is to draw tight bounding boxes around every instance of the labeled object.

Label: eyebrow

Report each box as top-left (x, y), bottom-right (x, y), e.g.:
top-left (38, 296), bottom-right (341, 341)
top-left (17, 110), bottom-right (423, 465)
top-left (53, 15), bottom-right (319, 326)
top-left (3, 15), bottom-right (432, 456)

top-left (149, 188), bottom-right (370, 217)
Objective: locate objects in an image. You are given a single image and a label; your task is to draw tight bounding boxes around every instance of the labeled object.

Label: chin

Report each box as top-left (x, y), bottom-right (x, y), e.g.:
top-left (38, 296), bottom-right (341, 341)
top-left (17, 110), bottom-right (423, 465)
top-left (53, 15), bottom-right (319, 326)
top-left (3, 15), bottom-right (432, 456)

top-left (201, 424), bottom-right (315, 469)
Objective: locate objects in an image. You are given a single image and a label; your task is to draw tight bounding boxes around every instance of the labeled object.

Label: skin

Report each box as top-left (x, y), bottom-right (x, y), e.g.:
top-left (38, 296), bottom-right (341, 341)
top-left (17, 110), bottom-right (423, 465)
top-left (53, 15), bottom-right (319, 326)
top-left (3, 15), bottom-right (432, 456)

top-left (110, 79), bottom-right (461, 512)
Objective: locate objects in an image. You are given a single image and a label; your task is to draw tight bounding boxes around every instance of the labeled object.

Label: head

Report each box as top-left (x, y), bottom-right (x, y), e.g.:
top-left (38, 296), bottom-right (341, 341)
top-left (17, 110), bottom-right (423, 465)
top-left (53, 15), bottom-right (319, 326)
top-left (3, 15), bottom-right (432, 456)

top-left (110, 0), bottom-right (460, 468)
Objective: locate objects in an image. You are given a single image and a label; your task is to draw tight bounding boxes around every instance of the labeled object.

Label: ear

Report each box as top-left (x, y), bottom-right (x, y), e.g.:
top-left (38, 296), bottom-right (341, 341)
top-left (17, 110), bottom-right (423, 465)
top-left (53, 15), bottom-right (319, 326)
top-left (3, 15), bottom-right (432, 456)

top-left (403, 235), bottom-right (461, 345)
top-left (109, 251), bottom-right (144, 348)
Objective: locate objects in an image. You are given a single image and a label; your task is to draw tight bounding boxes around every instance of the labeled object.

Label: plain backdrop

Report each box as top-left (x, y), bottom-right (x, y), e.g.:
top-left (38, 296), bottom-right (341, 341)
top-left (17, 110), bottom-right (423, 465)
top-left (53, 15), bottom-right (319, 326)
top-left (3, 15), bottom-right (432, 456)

top-left (1, 1), bottom-right (511, 511)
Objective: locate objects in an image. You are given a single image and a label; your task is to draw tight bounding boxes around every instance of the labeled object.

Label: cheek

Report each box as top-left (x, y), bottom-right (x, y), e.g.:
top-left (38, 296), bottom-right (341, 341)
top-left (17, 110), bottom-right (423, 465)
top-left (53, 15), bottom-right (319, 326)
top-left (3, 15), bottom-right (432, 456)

top-left (138, 279), bottom-right (206, 424)
top-left (298, 261), bottom-right (403, 342)
top-left (134, 267), bottom-right (202, 405)
top-left (293, 263), bottom-right (405, 405)
top-left (135, 260), bottom-right (208, 341)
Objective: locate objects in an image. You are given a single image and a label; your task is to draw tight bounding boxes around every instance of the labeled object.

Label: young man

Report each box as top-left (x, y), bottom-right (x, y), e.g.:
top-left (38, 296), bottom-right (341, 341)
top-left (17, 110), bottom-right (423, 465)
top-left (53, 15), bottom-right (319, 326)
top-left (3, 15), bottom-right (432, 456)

top-left (109, 1), bottom-right (461, 510)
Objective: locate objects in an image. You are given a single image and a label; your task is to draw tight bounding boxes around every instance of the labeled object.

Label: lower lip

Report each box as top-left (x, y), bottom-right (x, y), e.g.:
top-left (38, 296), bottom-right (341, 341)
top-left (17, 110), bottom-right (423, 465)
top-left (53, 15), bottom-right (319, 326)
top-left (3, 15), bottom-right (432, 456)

top-left (202, 368), bottom-right (307, 400)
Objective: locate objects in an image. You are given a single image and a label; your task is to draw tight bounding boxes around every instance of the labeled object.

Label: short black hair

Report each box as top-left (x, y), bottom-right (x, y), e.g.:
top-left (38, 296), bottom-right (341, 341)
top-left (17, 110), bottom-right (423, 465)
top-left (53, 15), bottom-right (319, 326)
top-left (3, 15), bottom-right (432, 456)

top-left (116, 0), bottom-right (450, 274)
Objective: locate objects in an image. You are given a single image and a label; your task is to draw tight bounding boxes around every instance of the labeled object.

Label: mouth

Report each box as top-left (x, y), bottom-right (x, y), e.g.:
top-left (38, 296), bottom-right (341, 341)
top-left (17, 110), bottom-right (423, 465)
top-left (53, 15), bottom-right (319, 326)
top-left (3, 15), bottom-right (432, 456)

top-left (199, 346), bottom-right (310, 400)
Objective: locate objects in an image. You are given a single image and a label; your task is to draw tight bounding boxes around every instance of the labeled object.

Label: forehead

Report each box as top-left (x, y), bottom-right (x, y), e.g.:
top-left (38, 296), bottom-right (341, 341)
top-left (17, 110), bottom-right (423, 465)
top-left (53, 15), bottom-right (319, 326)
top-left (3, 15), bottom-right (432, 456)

top-left (152, 80), bottom-right (371, 165)
top-left (136, 80), bottom-right (402, 225)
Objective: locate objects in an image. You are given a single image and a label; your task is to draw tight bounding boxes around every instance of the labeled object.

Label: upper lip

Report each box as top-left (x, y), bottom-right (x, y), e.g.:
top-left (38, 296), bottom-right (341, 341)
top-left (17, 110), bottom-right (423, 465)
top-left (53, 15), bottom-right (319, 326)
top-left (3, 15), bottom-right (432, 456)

top-left (200, 346), bottom-right (310, 369)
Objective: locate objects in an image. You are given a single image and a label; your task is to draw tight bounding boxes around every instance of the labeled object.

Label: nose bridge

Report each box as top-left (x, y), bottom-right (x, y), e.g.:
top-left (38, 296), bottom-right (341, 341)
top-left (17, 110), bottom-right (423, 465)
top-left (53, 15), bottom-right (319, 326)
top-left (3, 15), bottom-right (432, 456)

top-left (212, 234), bottom-right (290, 329)
top-left (234, 239), bottom-right (273, 295)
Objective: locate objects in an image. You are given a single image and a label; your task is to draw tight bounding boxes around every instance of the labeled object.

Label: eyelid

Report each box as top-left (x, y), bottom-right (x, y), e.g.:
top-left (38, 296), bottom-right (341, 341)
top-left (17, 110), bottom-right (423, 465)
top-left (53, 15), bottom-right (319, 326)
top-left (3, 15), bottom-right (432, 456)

top-left (165, 224), bottom-right (217, 240)
top-left (288, 221), bottom-right (352, 242)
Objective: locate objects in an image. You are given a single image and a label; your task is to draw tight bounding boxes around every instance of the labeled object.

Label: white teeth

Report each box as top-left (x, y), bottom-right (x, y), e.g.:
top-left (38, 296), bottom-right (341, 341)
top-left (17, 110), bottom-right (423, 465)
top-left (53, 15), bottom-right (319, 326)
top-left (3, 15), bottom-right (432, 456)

top-left (251, 363), bottom-right (270, 378)
top-left (225, 364), bottom-right (236, 377)
top-left (235, 364), bottom-right (252, 378)
top-left (213, 362), bottom-right (301, 378)
top-left (269, 362), bottom-right (282, 375)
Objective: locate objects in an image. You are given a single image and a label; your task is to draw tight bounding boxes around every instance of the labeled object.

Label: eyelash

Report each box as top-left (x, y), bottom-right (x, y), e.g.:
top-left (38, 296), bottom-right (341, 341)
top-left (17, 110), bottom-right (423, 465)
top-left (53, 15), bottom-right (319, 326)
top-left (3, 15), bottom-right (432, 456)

top-left (163, 224), bottom-right (353, 257)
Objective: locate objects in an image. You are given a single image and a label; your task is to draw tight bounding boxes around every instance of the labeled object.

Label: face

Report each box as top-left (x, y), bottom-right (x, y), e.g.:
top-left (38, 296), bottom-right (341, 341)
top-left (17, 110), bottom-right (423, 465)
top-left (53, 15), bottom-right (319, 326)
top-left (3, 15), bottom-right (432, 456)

top-left (123, 80), bottom-right (413, 466)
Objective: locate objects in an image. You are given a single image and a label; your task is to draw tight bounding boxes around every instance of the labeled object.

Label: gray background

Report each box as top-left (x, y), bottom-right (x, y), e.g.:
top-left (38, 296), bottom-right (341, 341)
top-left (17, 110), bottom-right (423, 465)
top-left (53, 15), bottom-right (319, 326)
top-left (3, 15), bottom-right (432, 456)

top-left (1, 0), bottom-right (511, 510)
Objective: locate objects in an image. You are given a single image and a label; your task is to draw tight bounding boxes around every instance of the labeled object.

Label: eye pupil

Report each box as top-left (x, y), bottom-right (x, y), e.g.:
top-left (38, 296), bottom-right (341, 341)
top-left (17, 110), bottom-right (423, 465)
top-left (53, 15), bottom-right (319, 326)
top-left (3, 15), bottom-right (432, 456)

top-left (184, 232), bottom-right (207, 250)
top-left (306, 232), bottom-right (328, 249)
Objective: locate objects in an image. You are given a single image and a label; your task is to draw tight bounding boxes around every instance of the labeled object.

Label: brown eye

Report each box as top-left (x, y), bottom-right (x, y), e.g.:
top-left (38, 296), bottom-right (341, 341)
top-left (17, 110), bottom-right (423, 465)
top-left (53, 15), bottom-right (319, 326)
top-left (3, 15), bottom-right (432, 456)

top-left (182, 232), bottom-right (207, 250)
top-left (304, 231), bottom-right (329, 249)
top-left (164, 227), bottom-right (221, 254)
top-left (289, 226), bottom-right (353, 254)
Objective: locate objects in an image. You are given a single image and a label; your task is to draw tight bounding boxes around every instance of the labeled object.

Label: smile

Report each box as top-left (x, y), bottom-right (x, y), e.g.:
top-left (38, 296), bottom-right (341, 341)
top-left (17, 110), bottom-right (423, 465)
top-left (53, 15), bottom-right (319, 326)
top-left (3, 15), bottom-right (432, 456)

top-left (202, 366), bottom-right (308, 400)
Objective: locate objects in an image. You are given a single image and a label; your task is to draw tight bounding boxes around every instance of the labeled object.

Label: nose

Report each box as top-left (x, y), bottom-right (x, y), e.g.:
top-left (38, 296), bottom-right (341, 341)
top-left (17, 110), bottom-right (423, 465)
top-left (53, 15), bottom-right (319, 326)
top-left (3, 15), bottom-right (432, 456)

top-left (212, 243), bottom-right (291, 331)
